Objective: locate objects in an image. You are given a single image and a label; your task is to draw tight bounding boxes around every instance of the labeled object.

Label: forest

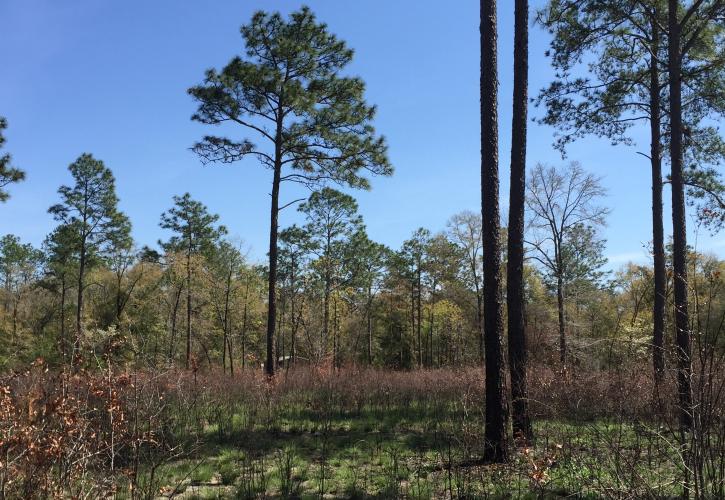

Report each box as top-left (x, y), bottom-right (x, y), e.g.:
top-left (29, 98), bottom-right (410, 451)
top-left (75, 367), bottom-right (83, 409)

top-left (0, 0), bottom-right (724, 498)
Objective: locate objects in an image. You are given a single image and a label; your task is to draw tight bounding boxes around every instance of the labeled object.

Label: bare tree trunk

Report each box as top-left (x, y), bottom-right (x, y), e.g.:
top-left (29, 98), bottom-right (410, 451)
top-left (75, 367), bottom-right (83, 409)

top-left (557, 273), bottom-right (566, 363)
top-left (60, 278), bottom-right (66, 362)
top-left (416, 265), bottom-right (422, 368)
top-left (75, 235), bottom-right (87, 362)
top-left (169, 285), bottom-right (182, 363)
top-left (650, 11), bottom-right (666, 385)
top-left (668, 0), bottom-right (692, 433)
top-left (481, 0), bottom-right (508, 463)
top-left (185, 247), bottom-right (192, 370)
top-left (265, 115), bottom-right (283, 377)
top-left (241, 277), bottom-right (250, 371)
top-left (507, 0), bottom-right (532, 444)
top-left (367, 286), bottom-right (373, 365)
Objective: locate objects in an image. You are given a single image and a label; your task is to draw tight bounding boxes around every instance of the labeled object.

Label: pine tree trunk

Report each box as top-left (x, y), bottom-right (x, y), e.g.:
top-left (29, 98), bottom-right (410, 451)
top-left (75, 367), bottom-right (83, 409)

top-left (265, 117), bottom-right (283, 377)
top-left (667, 0), bottom-right (692, 432)
top-left (481, 0), bottom-right (508, 463)
top-left (650, 11), bottom-right (666, 385)
top-left (507, 0), bottom-right (532, 444)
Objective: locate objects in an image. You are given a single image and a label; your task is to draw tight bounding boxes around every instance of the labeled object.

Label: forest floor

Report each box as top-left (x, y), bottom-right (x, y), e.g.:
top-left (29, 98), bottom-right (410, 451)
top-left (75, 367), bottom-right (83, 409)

top-left (121, 366), bottom-right (684, 499)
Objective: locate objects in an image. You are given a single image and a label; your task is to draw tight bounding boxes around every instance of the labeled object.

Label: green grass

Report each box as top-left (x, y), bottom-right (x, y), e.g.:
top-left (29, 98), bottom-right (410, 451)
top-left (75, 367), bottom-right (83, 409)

top-left (124, 400), bottom-right (684, 499)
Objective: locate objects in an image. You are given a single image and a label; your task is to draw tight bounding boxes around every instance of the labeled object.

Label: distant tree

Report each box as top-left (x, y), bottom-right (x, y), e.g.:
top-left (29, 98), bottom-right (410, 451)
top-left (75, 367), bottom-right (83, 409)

top-left (0, 117), bottom-right (25, 203)
top-left (526, 162), bottom-right (609, 363)
top-left (400, 228), bottom-right (430, 368)
top-left (188, 7), bottom-right (391, 376)
top-left (480, 0), bottom-right (509, 463)
top-left (0, 235), bottom-right (42, 343)
top-left (42, 225), bottom-right (79, 359)
top-left (279, 225), bottom-right (313, 366)
top-left (299, 187), bottom-right (363, 366)
top-left (508, 0), bottom-right (532, 444)
top-left (48, 154), bottom-right (131, 359)
top-left (160, 193), bottom-right (226, 369)
top-left (447, 211), bottom-right (484, 360)
top-left (424, 233), bottom-right (463, 367)
top-left (348, 230), bottom-right (389, 365)
top-left (207, 239), bottom-right (244, 374)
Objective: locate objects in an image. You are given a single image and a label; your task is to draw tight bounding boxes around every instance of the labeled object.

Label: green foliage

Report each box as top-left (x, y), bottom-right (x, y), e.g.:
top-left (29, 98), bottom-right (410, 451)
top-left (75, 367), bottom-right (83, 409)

top-left (48, 154), bottom-right (131, 266)
top-left (188, 6), bottom-right (391, 188)
top-left (159, 193), bottom-right (227, 256)
top-left (0, 117), bottom-right (25, 203)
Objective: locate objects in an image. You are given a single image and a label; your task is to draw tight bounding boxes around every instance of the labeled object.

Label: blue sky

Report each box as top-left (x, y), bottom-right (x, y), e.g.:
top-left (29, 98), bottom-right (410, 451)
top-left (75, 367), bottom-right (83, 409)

top-left (1, 0), bottom-right (723, 267)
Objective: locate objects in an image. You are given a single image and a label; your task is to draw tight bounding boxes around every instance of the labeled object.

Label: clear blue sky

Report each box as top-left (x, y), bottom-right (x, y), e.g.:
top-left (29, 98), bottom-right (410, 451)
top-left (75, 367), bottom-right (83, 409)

top-left (1, 0), bottom-right (723, 267)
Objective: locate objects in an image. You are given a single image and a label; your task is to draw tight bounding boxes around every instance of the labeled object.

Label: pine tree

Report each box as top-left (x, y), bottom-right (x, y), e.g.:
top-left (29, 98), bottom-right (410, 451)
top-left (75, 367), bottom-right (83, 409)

top-left (159, 193), bottom-right (226, 369)
top-left (0, 117), bottom-right (25, 203)
top-left (48, 154), bottom-right (131, 360)
top-left (188, 7), bottom-right (391, 376)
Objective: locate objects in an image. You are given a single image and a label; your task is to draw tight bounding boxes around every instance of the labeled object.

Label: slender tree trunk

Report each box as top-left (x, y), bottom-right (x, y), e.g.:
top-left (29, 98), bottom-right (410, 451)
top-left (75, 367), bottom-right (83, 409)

top-left (507, 0), bottom-right (532, 444)
top-left (367, 286), bottom-right (373, 365)
top-left (60, 278), bottom-right (66, 362)
top-left (76, 236), bottom-right (87, 352)
top-left (169, 285), bottom-right (181, 362)
top-left (222, 267), bottom-right (232, 373)
top-left (324, 273), bottom-right (331, 359)
top-left (416, 266), bottom-right (422, 368)
top-left (667, 0), bottom-right (692, 432)
top-left (185, 247), bottom-right (192, 370)
top-left (291, 260), bottom-right (297, 366)
top-left (557, 273), bottom-right (566, 363)
top-left (241, 277), bottom-right (250, 370)
top-left (481, 0), bottom-right (508, 463)
top-left (650, 11), bottom-right (666, 385)
top-left (265, 117), bottom-right (283, 377)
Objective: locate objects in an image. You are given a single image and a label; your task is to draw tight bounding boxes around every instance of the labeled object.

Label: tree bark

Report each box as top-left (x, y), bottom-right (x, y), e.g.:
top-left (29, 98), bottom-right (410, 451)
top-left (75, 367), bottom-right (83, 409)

top-left (667, 0), bottom-right (692, 432)
top-left (265, 116), bottom-right (283, 377)
top-left (507, 0), bottom-right (532, 444)
top-left (481, 0), bottom-right (509, 463)
top-left (650, 11), bottom-right (666, 385)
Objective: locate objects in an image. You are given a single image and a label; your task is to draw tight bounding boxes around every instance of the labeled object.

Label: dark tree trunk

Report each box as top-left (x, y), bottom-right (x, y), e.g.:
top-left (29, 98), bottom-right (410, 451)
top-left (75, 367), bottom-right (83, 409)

top-left (265, 118), bottom-right (283, 377)
top-left (507, 0), bottom-right (532, 444)
top-left (667, 0), bottom-right (692, 432)
top-left (481, 0), bottom-right (508, 463)
top-left (650, 12), bottom-right (666, 385)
